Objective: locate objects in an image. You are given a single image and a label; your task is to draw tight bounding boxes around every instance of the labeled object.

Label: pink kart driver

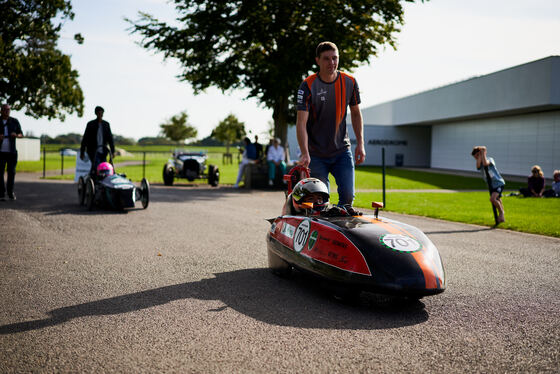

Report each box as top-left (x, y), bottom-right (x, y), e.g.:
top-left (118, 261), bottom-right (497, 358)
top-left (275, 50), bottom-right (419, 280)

top-left (97, 162), bottom-right (114, 178)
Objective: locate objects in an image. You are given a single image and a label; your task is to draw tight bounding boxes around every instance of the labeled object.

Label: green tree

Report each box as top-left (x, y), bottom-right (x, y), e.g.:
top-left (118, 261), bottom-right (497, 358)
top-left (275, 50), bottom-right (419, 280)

top-left (159, 111), bottom-right (198, 143)
top-left (128, 0), bottom-right (425, 143)
top-left (113, 135), bottom-right (137, 146)
top-left (211, 114), bottom-right (246, 154)
top-left (0, 0), bottom-right (85, 120)
top-left (138, 136), bottom-right (174, 146)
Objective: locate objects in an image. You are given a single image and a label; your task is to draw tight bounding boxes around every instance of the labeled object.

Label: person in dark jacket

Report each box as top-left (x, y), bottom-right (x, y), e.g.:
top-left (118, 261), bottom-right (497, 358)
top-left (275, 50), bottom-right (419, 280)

top-left (0, 104), bottom-right (23, 200)
top-left (80, 106), bottom-right (115, 174)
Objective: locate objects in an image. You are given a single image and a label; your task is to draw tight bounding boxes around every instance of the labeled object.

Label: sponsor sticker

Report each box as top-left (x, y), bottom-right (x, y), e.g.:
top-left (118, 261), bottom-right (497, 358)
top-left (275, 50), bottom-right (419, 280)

top-left (308, 231), bottom-right (318, 251)
top-left (380, 234), bottom-right (422, 253)
top-left (281, 223), bottom-right (295, 239)
top-left (293, 220), bottom-right (310, 253)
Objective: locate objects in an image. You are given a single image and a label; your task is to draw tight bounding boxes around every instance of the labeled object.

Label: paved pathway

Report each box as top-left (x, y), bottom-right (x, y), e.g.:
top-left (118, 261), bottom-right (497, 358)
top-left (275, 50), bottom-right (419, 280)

top-left (1, 179), bottom-right (558, 373)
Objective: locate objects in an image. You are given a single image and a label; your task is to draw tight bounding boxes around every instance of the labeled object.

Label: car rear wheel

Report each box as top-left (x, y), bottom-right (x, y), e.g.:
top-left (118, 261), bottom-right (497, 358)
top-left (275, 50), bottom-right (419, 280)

top-left (268, 248), bottom-right (292, 277)
top-left (78, 177), bottom-right (85, 205)
top-left (141, 178), bottom-right (150, 209)
top-left (208, 165), bottom-right (219, 187)
top-left (163, 165), bottom-right (174, 186)
top-left (85, 177), bottom-right (95, 211)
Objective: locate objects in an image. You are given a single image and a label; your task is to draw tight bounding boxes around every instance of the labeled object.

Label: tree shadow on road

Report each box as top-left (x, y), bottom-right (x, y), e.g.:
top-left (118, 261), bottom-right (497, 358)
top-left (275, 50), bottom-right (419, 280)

top-left (0, 268), bottom-right (428, 334)
top-left (12, 180), bottom-right (259, 215)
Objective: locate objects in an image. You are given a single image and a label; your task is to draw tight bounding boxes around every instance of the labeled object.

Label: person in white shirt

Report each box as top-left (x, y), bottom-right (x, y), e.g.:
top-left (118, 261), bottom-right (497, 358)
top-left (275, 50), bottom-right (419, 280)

top-left (266, 137), bottom-right (286, 186)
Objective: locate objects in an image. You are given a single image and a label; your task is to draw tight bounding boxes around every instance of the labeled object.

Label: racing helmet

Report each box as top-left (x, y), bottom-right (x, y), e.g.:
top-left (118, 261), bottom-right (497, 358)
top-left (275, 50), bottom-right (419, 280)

top-left (97, 162), bottom-right (114, 178)
top-left (291, 178), bottom-right (329, 213)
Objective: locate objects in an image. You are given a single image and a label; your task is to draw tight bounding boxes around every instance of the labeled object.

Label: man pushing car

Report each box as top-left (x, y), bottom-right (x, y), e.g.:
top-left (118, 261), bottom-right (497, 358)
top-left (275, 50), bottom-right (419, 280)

top-left (80, 106), bottom-right (115, 174)
top-left (295, 41), bottom-right (365, 214)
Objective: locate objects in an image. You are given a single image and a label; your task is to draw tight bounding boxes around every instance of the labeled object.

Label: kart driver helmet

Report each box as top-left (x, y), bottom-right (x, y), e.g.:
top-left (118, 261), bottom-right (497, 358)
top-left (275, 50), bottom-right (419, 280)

top-left (291, 178), bottom-right (329, 213)
top-left (97, 162), bottom-right (114, 178)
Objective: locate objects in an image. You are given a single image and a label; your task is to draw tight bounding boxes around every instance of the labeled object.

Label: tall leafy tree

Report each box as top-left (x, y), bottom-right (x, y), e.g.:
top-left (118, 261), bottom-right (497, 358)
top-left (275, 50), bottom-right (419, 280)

top-left (211, 114), bottom-right (246, 154)
top-left (0, 0), bottom-right (84, 120)
top-left (160, 111), bottom-right (198, 143)
top-left (128, 0), bottom-right (425, 142)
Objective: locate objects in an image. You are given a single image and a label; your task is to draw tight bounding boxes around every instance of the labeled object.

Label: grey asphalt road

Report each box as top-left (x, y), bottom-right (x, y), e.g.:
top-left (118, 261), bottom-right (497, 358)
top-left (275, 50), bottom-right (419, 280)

top-left (1, 176), bottom-right (559, 373)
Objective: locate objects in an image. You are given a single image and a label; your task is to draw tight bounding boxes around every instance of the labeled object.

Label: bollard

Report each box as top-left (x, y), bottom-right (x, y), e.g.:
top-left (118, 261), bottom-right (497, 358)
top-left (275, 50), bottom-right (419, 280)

top-left (143, 151), bottom-right (146, 179)
top-left (43, 147), bottom-right (46, 178)
top-left (382, 147), bottom-right (386, 207)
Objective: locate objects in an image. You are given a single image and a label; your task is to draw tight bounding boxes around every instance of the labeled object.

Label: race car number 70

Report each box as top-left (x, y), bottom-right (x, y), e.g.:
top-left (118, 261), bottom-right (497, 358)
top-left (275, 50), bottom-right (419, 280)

top-left (380, 234), bottom-right (422, 253)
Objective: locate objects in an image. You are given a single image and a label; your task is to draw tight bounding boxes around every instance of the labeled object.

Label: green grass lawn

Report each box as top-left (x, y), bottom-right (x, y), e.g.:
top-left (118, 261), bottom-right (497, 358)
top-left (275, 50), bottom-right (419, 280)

top-left (17, 149), bottom-right (559, 237)
top-left (349, 191), bottom-right (560, 238)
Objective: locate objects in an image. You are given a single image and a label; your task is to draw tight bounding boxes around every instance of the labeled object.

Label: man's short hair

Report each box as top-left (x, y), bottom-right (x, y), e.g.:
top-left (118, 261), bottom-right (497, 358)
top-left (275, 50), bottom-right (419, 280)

top-left (316, 41), bottom-right (338, 58)
top-left (95, 106), bottom-right (104, 114)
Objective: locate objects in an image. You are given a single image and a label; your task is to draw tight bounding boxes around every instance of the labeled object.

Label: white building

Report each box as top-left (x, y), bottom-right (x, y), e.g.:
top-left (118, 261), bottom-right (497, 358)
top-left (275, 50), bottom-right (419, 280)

top-left (288, 56), bottom-right (560, 179)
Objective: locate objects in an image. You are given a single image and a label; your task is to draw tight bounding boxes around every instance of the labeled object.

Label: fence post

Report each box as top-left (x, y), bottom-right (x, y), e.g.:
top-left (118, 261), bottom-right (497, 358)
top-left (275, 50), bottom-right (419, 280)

top-left (382, 147), bottom-right (386, 207)
top-left (143, 151), bottom-right (146, 179)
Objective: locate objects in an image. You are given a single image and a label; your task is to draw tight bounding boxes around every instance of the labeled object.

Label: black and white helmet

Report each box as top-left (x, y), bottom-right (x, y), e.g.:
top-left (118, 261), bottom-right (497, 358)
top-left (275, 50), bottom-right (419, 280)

top-left (291, 178), bottom-right (329, 212)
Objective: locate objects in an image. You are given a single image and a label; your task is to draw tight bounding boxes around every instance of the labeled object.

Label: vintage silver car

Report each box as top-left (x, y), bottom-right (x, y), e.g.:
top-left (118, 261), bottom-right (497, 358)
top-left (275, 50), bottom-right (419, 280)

top-left (162, 150), bottom-right (219, 187)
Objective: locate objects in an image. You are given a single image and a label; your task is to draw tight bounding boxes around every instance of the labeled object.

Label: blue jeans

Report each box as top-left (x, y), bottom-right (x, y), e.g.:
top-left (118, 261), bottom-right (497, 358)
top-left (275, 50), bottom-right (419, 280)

top-left (309, 149), bottom-right (355, 206)
top-left (268, 160), bottom-right (286, 181)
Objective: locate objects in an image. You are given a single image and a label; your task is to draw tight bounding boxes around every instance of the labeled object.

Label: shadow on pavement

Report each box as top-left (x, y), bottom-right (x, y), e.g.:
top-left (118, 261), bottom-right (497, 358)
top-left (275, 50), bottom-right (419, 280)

top-left (424, 227), bottom-right (495, 235)
top-left (8, 179), bottom-right (259, 215)
top-left (0, 268), bottom-right (428, 333)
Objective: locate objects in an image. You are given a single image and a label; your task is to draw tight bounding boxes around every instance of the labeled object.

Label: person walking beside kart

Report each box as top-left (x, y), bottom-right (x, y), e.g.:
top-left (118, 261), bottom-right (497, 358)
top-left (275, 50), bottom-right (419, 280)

top-left (0, 104), bottom-right (23, 201)
top-left (80, 106), bottom-right (115, 174)
top-left (471, 146), bottom-right (506, 223)
top-left (295, 41), bottom-right (366, 212)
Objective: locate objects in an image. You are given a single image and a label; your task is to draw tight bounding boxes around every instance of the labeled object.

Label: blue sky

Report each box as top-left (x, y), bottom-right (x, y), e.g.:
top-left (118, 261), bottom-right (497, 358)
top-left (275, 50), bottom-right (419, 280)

top-left (14, 0), bottom-right (560, 141)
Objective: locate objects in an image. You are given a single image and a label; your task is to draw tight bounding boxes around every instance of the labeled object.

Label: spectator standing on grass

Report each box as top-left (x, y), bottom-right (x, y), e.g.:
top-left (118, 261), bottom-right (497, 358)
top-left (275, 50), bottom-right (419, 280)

top-left (295, 41), bottom-right (365, 211)
top-left (80, 106), bottom-right (115, 174)
top-left (543, 169), bottom-right (559, 197)
top-left (519, 165), bottom-right (545, 197)
top-left (471, 146), bottom-right (505, 223)
top-left (0, 104), bottom-right (23, 201)
top-left (233, 137), bottom-right (257, 188)
top-left (266, 137), bottom-right (286, 186)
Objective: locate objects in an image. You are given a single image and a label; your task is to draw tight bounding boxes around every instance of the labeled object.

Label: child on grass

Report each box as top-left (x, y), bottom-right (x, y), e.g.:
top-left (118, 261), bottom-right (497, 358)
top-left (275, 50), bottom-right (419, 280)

top-left (471, 146), bottom-right (506, 223)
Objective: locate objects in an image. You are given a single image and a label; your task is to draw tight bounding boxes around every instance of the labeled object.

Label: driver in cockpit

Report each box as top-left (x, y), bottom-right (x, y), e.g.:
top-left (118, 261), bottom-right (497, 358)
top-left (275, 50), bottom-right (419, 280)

top-left (282, 178), bottom-right (329, 216)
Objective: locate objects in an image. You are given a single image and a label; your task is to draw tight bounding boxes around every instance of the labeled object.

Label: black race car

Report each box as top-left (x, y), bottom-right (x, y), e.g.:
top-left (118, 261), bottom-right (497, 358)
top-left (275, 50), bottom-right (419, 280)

top-left (267, 166), bottom-right (445, 300)
top-left (163, 150), bottom-right (219, 187)
top-left (78, 172), bottom-right (149, 211)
